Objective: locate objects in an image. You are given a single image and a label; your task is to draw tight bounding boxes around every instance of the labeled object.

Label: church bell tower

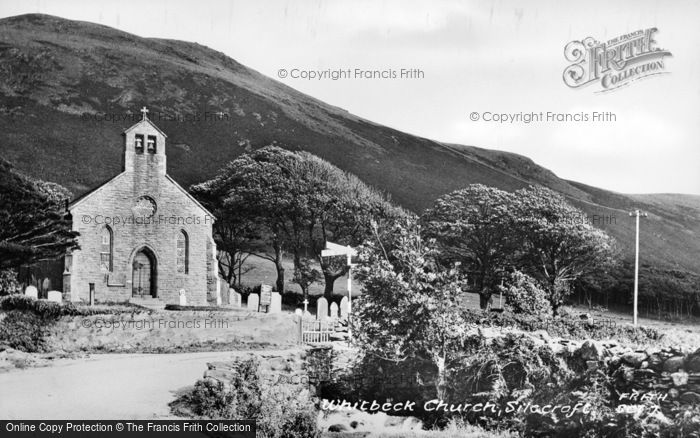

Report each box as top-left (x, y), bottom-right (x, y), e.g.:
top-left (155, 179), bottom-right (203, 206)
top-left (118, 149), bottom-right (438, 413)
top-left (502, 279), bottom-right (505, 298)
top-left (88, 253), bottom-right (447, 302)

top-left (122, 106), bottom-right (167, 175)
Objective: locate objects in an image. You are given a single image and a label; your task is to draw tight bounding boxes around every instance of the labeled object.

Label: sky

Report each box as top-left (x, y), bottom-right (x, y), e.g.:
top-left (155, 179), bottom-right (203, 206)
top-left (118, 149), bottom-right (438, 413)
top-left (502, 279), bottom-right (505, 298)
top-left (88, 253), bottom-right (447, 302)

top-left (1, 0), bottom-right (699, 195)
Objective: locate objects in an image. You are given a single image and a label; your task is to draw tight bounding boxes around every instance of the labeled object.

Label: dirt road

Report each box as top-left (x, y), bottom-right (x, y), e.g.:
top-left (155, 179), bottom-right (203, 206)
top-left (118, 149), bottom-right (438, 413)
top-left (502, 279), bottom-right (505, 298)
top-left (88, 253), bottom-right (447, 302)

top-left (0, 350), bottom-right (288, 420)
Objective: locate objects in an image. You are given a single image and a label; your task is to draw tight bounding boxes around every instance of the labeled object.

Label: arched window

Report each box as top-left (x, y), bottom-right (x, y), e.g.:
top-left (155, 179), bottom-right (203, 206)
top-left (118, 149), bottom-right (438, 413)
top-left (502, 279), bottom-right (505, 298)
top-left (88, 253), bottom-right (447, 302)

top-left (177, 230), bottom-right (189, 274)
top-left (100, 226), bottom-right (113, 271)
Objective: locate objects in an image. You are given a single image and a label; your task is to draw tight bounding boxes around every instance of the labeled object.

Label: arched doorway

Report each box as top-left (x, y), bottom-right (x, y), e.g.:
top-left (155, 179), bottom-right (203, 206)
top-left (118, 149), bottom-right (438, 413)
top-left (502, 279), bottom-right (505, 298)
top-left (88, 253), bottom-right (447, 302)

top-left (132, 247), bottom-right (157, 298)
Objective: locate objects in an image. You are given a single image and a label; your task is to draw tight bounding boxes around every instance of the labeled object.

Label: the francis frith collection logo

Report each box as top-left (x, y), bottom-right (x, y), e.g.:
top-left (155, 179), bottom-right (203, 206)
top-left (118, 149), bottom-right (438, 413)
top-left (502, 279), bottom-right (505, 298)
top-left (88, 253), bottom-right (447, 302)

top-left (563, 27), bottom-right (672, 92)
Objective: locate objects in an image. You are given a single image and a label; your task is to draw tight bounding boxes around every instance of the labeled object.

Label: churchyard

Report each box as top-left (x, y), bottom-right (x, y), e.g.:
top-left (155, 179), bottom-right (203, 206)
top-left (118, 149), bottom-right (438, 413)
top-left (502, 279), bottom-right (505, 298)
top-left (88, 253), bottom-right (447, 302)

top-left (3, 144), bottom-right (699, 437)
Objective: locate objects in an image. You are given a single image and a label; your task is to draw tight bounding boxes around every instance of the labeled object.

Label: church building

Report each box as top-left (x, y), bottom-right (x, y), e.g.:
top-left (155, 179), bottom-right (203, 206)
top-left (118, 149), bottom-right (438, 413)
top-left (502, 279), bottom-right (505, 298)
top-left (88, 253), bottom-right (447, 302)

top-left (63, 108), bottom-right (217, 305)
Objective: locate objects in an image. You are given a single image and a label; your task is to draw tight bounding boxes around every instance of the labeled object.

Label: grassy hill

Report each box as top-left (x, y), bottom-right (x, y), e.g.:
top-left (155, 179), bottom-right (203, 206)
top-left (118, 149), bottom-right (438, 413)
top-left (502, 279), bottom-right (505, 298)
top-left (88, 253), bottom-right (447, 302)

top-left (1, 13), bottom-right (699, 275)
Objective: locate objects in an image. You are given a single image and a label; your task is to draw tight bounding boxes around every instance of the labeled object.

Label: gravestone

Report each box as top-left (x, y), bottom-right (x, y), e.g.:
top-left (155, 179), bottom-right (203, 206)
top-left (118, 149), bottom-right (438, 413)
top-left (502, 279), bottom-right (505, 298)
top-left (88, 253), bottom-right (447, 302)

top-left (330, 302), bottom-right (339, 319)
top-left (42, 278), bottom-right (51, 294)
top-left (295, 308), bottom-right (303, 317)
top-left (339, 296), bottom-right (349, 319)
top-left (47, 291), bottom-right (62, 303)
top-left (303, 310), bottom-right (312, 318)
top-left (24, 285), bottom-right (38, 300)
top-left (179, 289), bottom-right (187, 306)
top-left (216, 279), bottom-right (223, 306)
top-left (229, 288), bottom-right (242, 307)
top-left (260, 284), bottom-right (272, 311)
top-left (317, 297), bottom-right (329, 321)
top-left (248, 293), bottom-right (260, 312)
top-left (270, 292), bottom-right (282, 313)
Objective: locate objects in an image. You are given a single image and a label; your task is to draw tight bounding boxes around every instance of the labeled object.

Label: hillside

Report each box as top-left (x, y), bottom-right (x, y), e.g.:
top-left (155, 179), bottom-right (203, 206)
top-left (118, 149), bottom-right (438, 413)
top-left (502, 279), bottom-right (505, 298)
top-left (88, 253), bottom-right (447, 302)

top-left (0, 13), bottom-right (699, 275)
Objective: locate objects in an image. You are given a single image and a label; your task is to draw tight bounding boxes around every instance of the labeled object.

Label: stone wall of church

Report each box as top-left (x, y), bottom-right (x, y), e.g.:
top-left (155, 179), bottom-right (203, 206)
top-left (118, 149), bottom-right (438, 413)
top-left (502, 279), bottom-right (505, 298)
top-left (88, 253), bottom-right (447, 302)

top-left (68, 171), bottom-right (214, 306)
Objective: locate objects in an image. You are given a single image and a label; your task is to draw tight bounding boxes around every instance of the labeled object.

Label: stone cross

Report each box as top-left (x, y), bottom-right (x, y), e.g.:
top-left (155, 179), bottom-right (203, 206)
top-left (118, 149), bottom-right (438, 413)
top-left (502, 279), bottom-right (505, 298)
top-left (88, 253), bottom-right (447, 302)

top-left (303, 298), bottom-right (309, 314)
top-left (140, 106), bottom-right (149, 120)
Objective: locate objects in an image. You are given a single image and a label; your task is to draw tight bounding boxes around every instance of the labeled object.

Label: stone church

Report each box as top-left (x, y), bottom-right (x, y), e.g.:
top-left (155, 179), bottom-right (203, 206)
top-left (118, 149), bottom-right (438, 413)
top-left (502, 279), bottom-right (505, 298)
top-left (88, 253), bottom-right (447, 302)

top-left (63, 108), bottom-right (217, 305)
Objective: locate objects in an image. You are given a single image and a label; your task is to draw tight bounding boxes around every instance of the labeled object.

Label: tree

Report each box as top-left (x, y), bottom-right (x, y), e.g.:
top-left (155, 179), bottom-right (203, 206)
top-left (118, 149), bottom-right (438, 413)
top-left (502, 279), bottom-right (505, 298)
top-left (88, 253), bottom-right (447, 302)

top-left (0, 159), bottom-right (79, 270)
top-left (191, 147), bottom-right (303, 293)
top-left (291, 258), bottom-right (322, 299)
top-left (352, 216), bottom-right (469, 400)
top-left (422, 184), bottom-right (518, 309)
top-left (512, 186), bottom-right (617, 314)
top-left (190, 177), bottom-right (259, 288)
top-left (293, 152), bottom-right (403, 298)
top-left (194, 146), bottom-right (402, 297)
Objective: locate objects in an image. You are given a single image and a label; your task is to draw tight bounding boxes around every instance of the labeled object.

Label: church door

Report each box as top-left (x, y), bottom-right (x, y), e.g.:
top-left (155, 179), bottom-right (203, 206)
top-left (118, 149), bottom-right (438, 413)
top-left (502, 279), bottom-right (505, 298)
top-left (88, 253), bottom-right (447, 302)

top-left (132, 250), bottom-right (156, 298)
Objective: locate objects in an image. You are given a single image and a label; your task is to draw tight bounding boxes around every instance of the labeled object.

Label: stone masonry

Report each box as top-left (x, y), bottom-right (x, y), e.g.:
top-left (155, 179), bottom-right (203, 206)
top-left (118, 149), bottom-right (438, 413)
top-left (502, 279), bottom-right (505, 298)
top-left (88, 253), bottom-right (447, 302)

top-left (64, 110), bottom-right (216, 305)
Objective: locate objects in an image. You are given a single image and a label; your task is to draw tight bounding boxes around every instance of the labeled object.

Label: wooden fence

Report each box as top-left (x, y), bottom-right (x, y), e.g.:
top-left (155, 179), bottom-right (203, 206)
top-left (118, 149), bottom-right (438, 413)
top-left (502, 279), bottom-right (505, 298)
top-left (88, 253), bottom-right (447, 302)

top-left (299, 318), bottom-right (334, 344)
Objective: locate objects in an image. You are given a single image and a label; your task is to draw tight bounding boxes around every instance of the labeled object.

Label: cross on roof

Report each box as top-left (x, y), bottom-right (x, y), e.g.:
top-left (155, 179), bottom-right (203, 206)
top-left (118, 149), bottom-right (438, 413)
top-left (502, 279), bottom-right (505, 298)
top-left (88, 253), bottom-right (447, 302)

top-left (140, 106), bottom-right (149, 120)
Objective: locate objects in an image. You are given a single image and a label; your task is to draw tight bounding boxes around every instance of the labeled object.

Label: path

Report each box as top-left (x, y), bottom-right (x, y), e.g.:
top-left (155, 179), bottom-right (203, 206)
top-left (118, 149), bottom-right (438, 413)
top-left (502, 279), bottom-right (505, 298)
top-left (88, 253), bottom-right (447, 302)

top-left (0, 349), bottom-right (295, 420)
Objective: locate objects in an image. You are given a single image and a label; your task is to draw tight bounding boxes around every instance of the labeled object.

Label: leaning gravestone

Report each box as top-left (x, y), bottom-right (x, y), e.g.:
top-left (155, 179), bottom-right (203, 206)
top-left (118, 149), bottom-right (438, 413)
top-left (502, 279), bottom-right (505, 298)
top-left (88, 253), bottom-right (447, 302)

top-left (47, 291), bottom-right (62, 303)
top-left (317, 297), bottom-right (329, 321)
top-left (179, 289), bottom-right (187, 306)
top-left (229, 288), bottom-right (242, 308)
top-left (330, 302), bottom-right (339, 319)
top-left (24, 285), bottom-right (38, 300)
top-left (339, 296), bottom-right (349, 319)
top-left (248, 294), bottom-right (260, 312)
top-left (270, 292), bottom-right (282, 313)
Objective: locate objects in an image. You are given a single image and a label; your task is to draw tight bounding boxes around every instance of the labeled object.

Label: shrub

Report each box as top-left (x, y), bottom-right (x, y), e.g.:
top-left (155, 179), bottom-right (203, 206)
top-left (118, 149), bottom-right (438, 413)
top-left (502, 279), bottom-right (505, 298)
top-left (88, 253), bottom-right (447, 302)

top-left (174, 357), bottom-right (319, 438)
top-left (499, 270), bottom-right (552, 317)
top-left (0, 269), bottom-right (20, 295)
top-left (258, 382), bottom-right (319, 438)
top-left (0, 311), bottom-right (51, 352)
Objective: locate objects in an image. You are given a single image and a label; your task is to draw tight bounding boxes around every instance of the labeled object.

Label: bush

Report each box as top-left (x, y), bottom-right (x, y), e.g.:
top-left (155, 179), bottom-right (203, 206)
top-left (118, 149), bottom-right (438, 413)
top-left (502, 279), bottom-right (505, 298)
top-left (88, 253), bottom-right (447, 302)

top-left (499, 270), bottom-right (552, 317)
top-left (258, 381), bottom-right (319, 438)
top-left (0, 311), bottom-right (51, 352)
top-left (175, 357), bottom-right (319, 438)
top-left (0, 269), bottom-right (20, 295)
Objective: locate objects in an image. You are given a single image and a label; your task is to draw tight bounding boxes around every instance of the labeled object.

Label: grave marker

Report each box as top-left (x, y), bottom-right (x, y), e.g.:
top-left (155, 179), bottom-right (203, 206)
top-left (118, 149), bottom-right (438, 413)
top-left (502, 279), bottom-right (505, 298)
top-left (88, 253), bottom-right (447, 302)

top-left (317, 297), bottom-right (329, 321)
top-left (270, 292), bottom-right (282, 313)
top-left (248, 293), bottom-right (260, 312)
top-left (47, 291), bottom-right (62, 303)
top-left (339, 296), bottom-right (349, 319)
top-left (330, 302), bottom-right (339, 319)
top-left (24, 285), bottom-right (38, 299)
top-left (229, 288), bottom-right (241, 307)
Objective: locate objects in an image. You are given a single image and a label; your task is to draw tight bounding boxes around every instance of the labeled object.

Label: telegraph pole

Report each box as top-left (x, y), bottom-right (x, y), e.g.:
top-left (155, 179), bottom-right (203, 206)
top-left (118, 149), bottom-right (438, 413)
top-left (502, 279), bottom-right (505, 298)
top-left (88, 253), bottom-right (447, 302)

top-left (629, 209), bottom-right (648, 326)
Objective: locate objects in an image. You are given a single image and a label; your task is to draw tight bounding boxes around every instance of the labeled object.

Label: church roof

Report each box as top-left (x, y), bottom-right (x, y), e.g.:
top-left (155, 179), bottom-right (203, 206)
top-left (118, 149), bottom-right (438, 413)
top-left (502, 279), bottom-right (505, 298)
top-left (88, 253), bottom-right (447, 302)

top-left (122, 117), bottom-right (168, 138)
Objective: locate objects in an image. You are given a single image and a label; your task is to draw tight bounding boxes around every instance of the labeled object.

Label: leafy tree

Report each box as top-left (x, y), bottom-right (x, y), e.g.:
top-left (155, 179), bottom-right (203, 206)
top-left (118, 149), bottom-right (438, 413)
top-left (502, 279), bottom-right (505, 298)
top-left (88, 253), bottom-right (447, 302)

top-left (190, 168), bottom-right (261, 288)
top-left (0, 159), bottom-right (78, 270)
top-left (422, 184), bottom-right (518, 309)
top-left (192, 147), bottom-right (302, 293)
top-left (513, 186), bottom-right (617, 314)
top-left (353, 216), bottom-right (468, 400)
top-left (291, 258), bottom-right (322, 299)
top-left (293, 152), bottom-right (404, 298)
top-left (194, 147), bottom-right (402, 297)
